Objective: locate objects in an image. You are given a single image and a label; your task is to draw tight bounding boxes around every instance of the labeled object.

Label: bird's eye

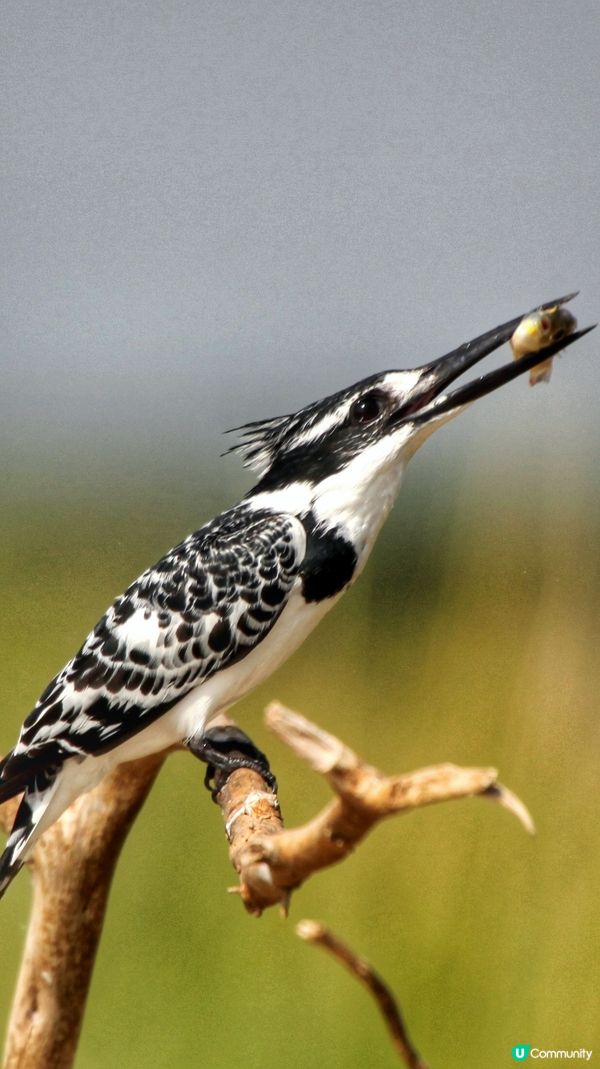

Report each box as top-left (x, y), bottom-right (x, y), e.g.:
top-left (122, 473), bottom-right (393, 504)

top-left (349, 391), bottom-right (385, 426)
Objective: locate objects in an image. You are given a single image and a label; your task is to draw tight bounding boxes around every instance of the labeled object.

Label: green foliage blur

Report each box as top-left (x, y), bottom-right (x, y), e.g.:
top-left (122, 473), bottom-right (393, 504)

top-left (1, 453), bottom-right (598, 1068)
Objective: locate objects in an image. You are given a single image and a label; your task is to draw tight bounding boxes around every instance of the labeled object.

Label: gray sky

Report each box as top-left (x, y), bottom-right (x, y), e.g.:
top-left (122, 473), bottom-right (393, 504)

top-left (2, 0), bottom-right (599, 487)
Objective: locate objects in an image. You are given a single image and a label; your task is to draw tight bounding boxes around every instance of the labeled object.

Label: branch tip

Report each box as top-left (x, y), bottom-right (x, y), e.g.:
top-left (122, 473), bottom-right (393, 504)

top-left (482, 782), bottom-right (536, 835)
top-left (265, 701), bottom-right (360, 774)
top-left (296, 918), bottom-right (324, 942)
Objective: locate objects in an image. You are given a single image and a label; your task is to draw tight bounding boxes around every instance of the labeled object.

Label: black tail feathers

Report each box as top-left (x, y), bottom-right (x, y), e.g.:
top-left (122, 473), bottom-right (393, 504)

top-left (0, 793), bottom-right (32, 900)
top-left (0, 845), bottom-right (25, 900)
top-left (0, 750), bottom-right (28, 805)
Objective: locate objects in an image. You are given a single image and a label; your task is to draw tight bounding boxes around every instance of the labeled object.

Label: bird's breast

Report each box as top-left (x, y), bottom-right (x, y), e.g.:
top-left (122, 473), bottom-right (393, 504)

top-left (190, 582), bottom-right (336, 724)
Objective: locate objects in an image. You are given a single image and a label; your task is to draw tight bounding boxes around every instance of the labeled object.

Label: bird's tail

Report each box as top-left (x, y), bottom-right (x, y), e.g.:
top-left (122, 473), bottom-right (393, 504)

top-left (0, 763), bottom-right (61, 900)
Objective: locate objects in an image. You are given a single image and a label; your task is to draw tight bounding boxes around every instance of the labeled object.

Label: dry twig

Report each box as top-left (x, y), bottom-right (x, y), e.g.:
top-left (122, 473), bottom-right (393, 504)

top-left (297, 919), bottom-right (428, 1069)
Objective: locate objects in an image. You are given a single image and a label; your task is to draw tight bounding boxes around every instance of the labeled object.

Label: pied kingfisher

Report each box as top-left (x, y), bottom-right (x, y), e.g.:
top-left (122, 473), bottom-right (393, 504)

top-left (0, 295), bottom-right (592, 897)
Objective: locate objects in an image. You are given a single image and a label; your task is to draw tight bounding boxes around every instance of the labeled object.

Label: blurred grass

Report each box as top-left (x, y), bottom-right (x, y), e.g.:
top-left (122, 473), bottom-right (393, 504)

top-left (1, 455), bottom-right (599, 1068)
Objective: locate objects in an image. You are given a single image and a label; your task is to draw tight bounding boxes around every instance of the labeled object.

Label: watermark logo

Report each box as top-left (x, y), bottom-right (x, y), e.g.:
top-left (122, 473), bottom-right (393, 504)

top-left (511, 1046), bottom-right (592, 1061)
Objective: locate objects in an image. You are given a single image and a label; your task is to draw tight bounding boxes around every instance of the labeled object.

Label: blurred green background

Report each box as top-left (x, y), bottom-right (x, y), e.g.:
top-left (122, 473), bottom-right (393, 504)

top-left (1, 442), bottom-right (598, 1069)
top-left (2, 1), bottom-right (599, 1064)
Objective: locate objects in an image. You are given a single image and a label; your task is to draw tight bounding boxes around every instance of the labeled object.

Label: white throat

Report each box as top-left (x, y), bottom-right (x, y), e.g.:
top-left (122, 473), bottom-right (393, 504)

top-left (246, 416), bottom-right (426, 575)
top-left (311, 436), bottom-right (407, 563)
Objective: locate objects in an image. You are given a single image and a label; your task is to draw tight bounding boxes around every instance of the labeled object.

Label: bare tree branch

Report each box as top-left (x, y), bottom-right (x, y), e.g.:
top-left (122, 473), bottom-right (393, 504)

top-left (215, 701), bottom-right (534, 916)
top-left (297, 919), bottom-right (428, 1069)
top-left (0, 752), bottom-right (166, 1069)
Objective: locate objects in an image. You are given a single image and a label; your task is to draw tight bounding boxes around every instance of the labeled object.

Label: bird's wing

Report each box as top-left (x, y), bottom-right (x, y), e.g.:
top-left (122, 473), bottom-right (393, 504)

top-left (0, 507), bottom-right (305, 795)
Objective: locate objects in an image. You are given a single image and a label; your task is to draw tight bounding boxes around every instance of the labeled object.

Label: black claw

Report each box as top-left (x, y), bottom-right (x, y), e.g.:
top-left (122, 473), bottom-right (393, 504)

top-left (189, 725), bottom-right (277, 801)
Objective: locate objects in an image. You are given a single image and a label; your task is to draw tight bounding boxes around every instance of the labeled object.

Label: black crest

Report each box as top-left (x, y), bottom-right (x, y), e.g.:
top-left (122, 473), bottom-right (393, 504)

top-left (224, 371), bottom-right (386, 475)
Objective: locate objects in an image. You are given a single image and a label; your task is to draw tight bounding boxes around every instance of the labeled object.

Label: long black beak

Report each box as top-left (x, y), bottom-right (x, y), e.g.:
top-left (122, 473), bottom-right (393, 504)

top-left (392, 293), bottom-right (595, 426)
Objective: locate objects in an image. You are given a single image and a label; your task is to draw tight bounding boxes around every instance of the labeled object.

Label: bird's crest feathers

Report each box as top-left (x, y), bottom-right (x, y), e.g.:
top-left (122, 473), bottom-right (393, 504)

top-left (224, 413), bottom-right (294, 475)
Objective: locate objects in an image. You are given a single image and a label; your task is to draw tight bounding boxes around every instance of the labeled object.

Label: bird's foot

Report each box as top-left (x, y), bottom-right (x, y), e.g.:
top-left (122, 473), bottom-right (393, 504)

top-left (189, 725), bottom-right (277, 801)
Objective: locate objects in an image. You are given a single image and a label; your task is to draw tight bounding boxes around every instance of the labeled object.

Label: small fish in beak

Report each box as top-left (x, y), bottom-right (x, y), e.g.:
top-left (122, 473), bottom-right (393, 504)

top-left (510, 303), bottom-right (578, 386)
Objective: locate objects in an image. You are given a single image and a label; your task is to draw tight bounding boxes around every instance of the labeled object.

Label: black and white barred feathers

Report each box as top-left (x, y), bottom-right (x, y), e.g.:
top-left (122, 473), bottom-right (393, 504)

top-left (0, 506), bottom-right (302, 806)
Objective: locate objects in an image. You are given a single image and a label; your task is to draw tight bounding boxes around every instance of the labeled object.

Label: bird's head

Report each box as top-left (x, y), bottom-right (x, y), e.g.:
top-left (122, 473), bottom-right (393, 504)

top-left (229, 294), bottom-right (593, 551)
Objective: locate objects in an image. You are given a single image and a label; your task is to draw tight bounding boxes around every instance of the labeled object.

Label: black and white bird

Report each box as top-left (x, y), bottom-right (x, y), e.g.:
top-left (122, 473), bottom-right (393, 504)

top-left (0, 295), bottom-right (593, 898)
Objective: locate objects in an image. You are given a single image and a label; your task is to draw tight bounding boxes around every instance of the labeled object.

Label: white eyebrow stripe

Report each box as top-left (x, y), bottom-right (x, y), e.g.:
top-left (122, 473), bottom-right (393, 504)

top-left (292, 402), bottom-right (351, 448)
top-left (381, 369), bottom-right (422, 393)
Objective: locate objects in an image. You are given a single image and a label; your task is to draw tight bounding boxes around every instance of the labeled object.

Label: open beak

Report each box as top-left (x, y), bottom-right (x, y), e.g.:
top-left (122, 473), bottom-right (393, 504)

top-left (391, 293), bottom-right (595, 427)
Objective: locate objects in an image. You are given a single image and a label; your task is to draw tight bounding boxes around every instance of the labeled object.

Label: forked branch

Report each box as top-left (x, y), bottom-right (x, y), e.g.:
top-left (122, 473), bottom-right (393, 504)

top-left (214, 701), bottom-right (534, 916)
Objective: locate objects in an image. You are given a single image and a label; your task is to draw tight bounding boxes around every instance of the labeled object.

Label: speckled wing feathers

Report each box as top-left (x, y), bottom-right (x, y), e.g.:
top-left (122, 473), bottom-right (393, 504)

top-left (0, 507), bottom-right (303, 792)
